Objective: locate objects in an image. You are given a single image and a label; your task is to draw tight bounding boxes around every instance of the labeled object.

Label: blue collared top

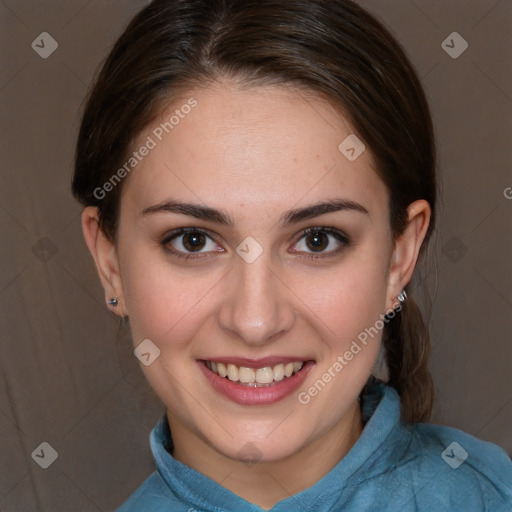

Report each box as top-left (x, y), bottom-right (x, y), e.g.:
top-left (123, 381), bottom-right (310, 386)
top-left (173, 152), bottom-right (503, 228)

top-left (116, 382), bottom-right (512, 511)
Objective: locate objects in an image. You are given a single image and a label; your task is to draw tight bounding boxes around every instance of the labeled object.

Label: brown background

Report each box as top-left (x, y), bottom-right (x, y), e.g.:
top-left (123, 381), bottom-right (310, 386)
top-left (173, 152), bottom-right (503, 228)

top-left (1, 1), bottom-right (511, 510)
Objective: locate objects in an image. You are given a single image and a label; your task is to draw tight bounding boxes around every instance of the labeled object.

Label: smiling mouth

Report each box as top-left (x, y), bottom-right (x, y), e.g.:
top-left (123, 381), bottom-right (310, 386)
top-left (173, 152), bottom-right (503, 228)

top-left (203, 360), bottom-right (308, 387)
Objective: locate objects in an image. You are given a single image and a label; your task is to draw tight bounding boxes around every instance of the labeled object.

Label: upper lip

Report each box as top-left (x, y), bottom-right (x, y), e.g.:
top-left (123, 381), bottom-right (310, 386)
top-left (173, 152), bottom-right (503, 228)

top-left (199, 356), bottom-right (314, 368)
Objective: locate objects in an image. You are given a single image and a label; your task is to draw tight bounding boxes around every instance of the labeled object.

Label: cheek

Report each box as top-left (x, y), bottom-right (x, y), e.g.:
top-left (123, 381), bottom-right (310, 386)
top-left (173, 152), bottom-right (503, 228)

top-left (121, 245), bottom-right (225, 345)
top-left (292, 251), bottom-right (389, 346)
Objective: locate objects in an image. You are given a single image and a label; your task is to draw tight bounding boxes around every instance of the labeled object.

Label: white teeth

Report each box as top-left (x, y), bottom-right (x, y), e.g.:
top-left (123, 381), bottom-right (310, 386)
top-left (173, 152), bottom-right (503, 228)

top-left (255, 366), bottom-right (274, 384)
top-left (293, 362), bottom-right (304, 373)
top-left (239, 367), bottom-right (256, 383)
top-left (273, 363), bottom-right (285, 381)
top-left (217, 362), bottom-right (227, 378)
top-left (206, 360), bottom-right (306, 384)
top-left (227, 364), bottom-right (239, 381)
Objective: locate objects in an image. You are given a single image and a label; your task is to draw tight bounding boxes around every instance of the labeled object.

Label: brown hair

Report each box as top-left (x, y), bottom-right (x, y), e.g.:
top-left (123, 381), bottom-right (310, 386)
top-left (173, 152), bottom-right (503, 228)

top-left (72, 0), bottom-right (437, 422)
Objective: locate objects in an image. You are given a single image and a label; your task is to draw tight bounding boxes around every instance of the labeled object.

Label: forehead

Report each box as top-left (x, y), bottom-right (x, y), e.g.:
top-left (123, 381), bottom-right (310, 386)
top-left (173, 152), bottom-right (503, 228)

top-left (122, 82), bottom-right (388, 217)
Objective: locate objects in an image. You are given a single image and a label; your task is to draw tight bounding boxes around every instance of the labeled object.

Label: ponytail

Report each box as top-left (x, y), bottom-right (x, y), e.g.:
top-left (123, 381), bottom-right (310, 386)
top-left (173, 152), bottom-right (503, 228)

top-left (383, 287), bottom-right (435, 423)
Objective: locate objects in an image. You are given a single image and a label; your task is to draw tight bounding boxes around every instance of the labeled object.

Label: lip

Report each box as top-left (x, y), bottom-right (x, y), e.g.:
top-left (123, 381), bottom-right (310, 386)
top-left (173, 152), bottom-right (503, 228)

top-left (198, 359), bottom-right (315, 406)
top-left (202, 356), bottom-right (311, 369)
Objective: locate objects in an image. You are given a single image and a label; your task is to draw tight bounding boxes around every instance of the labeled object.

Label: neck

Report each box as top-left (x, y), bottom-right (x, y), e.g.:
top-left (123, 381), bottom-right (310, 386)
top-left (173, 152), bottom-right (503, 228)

top-left (168, 401), bottom-right (363, 510)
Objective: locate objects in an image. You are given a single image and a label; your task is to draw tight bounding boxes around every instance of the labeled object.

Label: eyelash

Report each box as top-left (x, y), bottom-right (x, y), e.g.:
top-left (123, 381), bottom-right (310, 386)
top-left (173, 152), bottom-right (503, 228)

top-left (160, 226), bottom-right (351, 261)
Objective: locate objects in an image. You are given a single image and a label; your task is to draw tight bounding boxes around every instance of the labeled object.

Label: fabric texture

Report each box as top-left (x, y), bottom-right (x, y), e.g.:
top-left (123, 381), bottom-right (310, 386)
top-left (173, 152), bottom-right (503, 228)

top-left (115, 382), bottom-right (512, 511)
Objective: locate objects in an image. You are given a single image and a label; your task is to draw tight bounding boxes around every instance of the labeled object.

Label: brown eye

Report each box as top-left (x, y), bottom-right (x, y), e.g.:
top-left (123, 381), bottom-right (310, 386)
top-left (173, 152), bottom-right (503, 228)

top-left (305, 231), bottom-right (329, 252)
top-left (182, 232), bottom-right (207, 252)
top-left (292, 227), bottom-right (350, 257)
top-left (162, 228), bottom-right (222, 258)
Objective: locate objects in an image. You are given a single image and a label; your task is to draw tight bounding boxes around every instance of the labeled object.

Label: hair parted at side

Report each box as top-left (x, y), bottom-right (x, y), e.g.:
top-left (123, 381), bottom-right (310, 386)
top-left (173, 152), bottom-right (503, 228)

top-left (72, 0), bottom-right (437, 422)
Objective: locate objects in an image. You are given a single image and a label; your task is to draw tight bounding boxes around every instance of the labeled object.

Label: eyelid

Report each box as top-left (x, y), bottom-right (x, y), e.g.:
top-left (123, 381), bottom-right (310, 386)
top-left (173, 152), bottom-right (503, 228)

top-left (161, 226), bottom-right (351, 260)
top-left (297, 226), bottom-right (350, 243)
top-left (161, 227), bottom-right (223, 260)
top-left (290, 226), bottom-right (350, 256)
top-left (161, 226), bottom-right (218, 245)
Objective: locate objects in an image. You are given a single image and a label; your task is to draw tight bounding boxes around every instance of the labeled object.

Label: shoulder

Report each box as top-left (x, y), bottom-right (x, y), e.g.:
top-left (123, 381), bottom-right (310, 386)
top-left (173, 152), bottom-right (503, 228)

top-left (114, 471), bottom-right (184, 512)
top-left (395, 421), bottom-right (512, 510)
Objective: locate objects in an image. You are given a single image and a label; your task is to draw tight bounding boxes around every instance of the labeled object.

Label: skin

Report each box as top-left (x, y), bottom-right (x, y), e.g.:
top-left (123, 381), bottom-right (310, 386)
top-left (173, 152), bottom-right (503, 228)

top-left (82, 82), bottom-right (430, 509)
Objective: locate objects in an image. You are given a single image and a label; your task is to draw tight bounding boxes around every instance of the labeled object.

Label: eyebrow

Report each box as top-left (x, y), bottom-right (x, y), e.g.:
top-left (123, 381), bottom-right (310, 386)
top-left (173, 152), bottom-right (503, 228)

top-left (141, 198), bottom-right (369, 227)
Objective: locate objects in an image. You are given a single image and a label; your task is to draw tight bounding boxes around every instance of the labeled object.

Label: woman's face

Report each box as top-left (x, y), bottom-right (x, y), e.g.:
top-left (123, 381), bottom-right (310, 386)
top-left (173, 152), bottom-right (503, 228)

top-left (114, 83), bottom-right (400, 461)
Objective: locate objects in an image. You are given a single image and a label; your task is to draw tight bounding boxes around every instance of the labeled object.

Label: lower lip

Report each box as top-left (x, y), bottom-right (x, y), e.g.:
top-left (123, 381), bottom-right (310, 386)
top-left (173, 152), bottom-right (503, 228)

top-left (198, 360), bottom-right (315, 406)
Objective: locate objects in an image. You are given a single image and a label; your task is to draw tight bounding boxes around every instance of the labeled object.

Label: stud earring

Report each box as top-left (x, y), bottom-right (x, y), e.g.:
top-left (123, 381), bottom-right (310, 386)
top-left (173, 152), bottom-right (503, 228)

top-left (107, 297), bottom-right (118, 307)
top-left (397, 289), bottom-right (407, 303)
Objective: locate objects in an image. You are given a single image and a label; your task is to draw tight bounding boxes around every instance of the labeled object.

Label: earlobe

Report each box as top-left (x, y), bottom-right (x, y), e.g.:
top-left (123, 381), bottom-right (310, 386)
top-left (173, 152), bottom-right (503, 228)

top-left (81, 207), bottom-right (127, 316)
top-left (386, 200), bottom-right (431, 308)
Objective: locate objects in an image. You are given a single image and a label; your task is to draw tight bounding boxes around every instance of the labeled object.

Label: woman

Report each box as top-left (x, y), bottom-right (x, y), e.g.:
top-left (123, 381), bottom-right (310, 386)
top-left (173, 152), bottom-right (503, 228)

top-left (72, 0), bottom-right (512, 510)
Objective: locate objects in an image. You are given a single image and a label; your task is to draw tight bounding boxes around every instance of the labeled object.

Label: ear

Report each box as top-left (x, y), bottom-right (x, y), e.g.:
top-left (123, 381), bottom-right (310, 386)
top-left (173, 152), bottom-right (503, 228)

top-left (81, 206), bottom-right (127, 316)
top-left (385, 199), bottom-right (431, 310)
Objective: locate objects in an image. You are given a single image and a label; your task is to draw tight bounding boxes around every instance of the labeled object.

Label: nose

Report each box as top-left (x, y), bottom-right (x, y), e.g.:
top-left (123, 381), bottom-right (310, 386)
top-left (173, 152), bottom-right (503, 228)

top-left (217, 252), bottom-right (296, 346)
